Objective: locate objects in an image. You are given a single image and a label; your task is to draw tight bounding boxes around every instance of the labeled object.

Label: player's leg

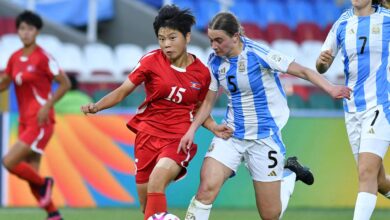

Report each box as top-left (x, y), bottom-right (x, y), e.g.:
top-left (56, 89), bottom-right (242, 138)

top-left (185, 137), bottom-right (240, 220)
top-left (245, 134), bottom-right (287, 219)
top-left (353, 152), bottom-right (381, 220)
top-left (185, 157), bottom-right (232, 220)
top-left (2, 140), bottom-right (46, 186)
top-left (353, 139), bottom-right (388, 220)
top-left (377, 164), bottom-right (390, 198)
top-left (253, 180), bottom-right (281, 220)
top-left (25, 153), bottom-right (62, 220)
top-left (136, 183), bottom-right (148, 213)
top-left (144, 157), bottom-right (182, 220)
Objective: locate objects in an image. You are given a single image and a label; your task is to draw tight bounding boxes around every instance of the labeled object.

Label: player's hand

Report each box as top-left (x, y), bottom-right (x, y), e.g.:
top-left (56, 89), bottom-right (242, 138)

top-left (37, 104), bottom-right (50, 126)
top-left (178, 129), bottom-right (195, 154)
top-left (329, 85), bottom-right (352, 100)
top-left (80, 103), bottom-right (99, 115)
top-left (317, 50), bottom-right (333, 67)
top-left (211, 124), bottom-right (233, 140)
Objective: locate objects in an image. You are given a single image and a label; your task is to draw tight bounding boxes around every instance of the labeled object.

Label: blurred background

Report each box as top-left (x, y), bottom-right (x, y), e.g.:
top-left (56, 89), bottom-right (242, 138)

top-left (1, 0), bottom-right (390, 219)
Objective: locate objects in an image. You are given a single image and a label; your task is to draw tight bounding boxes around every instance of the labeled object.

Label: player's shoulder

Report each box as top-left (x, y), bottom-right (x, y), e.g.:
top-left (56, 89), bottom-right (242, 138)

top-left (377, 5), bottom-right (390, 17)
top-left (335, 8), bottom-right (354, 24)
top-left (9, 48), bottom-right (23, 60)
top-left (244, 37), bottom-right (270, 57)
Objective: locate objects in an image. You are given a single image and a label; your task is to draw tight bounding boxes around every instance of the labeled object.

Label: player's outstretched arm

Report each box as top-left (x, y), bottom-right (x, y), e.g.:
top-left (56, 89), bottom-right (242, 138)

top-left (178, 90), bottom-right (217, 153)
top-left (286, 62), bottom-right (351, 100)
top-left (81, 78), bottom-right (136, 114)
top-left (0, 74), bottom-right (12, 92)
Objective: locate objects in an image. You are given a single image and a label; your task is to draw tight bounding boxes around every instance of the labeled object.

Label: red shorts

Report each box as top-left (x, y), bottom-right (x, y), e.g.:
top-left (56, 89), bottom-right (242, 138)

top-left (19, 123), bottom-right (54, 154)
top-left (134, 131), bottom-right (197, 184)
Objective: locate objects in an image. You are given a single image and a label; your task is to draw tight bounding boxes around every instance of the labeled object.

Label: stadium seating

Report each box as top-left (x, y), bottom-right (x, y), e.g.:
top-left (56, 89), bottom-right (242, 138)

top-left (84, 43), bottom-right (120, 80)
top-left (114, 43), bottom-right (144, 76)
top-left (287, 94), bottom-right (307, 109)
top-left (265, 23), bottom-right (294, 43)
top-left (0, 17), bottom-right (16, 37)
top-left (308, 92), bottom-right (336, 109)
top-left (56, 43), bottom-right (86, 78)
top-left (295, 22), bottom-right (324, 43)
top-left (271, 39), bottom-right (299, 58)
top-left (241, 23), bottom-right (266, 41)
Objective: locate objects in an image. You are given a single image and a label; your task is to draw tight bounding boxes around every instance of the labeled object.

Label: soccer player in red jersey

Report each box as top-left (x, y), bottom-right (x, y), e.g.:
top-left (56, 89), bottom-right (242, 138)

top-left (81, 5), bottom-right (231, 220)
top-left (0, 11), bottom-right (70, 220)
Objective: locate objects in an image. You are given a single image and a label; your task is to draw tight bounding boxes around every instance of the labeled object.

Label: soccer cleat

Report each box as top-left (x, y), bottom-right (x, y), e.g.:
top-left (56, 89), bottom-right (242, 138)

top-left (284, 156), bottom-right (314, 185)
top-left (47, 211), bottom-right (63, 220)
top-left (39, 177), bottom-right (54, 208)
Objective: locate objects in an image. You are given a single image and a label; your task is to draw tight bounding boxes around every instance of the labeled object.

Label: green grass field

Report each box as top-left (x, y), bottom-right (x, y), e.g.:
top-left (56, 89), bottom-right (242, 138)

top-left (0, 207), bottom-right (389, 220)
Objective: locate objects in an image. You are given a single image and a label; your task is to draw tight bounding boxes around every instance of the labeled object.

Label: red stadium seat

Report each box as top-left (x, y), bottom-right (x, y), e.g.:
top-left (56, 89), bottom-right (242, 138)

top-left (265, 23), bottom-right (294, 43)
top-left (0, 17), bottom-right (16, 36)
top-left (241, 22), bottom-right (266, 41)
top-left (295, 22), bottom-right (323, 43)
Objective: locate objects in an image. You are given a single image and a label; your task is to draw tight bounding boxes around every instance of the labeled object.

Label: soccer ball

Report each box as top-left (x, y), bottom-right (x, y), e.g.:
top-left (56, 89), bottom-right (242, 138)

top-left (147, 212), bottom-right (180, 220)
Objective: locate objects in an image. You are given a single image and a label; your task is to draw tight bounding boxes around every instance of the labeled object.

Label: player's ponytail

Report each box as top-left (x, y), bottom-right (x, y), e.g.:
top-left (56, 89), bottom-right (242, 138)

top-left (208, 12), bottom-right (245, 37)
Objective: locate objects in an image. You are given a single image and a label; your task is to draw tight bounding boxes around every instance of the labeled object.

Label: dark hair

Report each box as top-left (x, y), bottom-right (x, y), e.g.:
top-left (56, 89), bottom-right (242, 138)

top-left (16, 10), bottom-right (43, 30)
top-left (208, 12), bottom-right (244, 37)
top-left (372, 0), bottom-right (381, 4)
top-left (153, 4), bottom-right (195, 37)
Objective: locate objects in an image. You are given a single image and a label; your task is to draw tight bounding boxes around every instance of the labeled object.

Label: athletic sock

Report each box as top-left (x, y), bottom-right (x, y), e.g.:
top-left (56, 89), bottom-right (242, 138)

top-left (9, 162), bottom-right (45, 186)
top-left (280, 169), bottom-right (296, 219)
top-left (353, 192), bottom-right (377, 220)
top-left (144, 193), bottom-right (167, 220)
top-left (185, 196), bottom-right (212, 220)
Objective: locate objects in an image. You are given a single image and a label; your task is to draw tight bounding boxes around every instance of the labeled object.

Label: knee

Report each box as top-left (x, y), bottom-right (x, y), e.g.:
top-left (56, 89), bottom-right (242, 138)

top-left (259, 208), bottom-right (281, 220)
top-left (358, 165), bottom-right (378, 183)
top-left (2, 156), bottom-right (12, 171)
top-left (147, 173), bottom-right (167, 193)
top-left (196, 182), bottom-right (219, 204)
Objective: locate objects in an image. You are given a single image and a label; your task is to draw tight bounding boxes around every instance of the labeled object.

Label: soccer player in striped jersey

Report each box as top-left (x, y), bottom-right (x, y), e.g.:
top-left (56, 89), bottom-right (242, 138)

top-left (0, 11), bottom-right (70, 220)
top-left (179, 12), bottom-right (351, 220)
top-left (81, 5), bottom-right (231, 220)
top-left (316, 0), bottom-right (390, 219)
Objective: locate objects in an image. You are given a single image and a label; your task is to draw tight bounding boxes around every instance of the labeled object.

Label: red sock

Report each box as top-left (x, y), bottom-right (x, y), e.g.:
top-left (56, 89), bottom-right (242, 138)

top-left (29, 183), bottom-right (57, 213)
top-left (9, 162), bottom-right (45, 186)
top-left (144, 193), bottom-right (167, 220)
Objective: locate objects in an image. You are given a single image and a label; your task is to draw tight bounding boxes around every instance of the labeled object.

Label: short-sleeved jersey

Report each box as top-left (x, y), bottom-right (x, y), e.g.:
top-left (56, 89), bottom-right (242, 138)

top-left (208, 37), bottom-right (293, 140)
top-left (322, 5), bottom-right (390, 113)
top-left (127, 49), bottom-right (211, 138)
top-left (5, 46), bottom-right (61, 125)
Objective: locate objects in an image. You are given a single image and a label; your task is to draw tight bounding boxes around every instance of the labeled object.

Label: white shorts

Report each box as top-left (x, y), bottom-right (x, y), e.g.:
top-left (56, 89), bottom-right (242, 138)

top-left (345, 105), bottom-right (390, 160)
top-left (205, 134), bottom-right (286, 182)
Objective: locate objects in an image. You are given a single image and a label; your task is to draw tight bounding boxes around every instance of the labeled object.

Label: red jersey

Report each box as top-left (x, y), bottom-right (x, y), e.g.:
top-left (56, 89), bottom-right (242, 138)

top-left (5, 46), bottom-right (60, 125)
top-left (127, 49), bottom-right (211, 138)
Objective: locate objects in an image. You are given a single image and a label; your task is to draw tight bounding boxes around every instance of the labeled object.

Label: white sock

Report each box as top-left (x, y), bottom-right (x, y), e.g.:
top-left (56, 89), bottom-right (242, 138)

top-left (185, 196), bottom-right (212, 220)
top-left (280, 169), bottom-right (296, 219)
top-left (353, 192), bottom-right (377, 220)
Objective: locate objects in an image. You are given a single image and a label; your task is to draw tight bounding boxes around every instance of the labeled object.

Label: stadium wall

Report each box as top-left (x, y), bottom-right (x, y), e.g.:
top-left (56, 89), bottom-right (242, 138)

top-left (2, 113), bottom-right (390, 208)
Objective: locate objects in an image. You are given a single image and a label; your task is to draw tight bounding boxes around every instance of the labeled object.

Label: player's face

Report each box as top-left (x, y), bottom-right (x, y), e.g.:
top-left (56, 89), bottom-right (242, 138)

top-left (157, 27), bottom-right (189, 61)
top-left (17, 22), bottom-right (39, 47)
top-left (351, 0), bottom-right (372, 9)
top-left (208, 29), bottom-right (240, 58)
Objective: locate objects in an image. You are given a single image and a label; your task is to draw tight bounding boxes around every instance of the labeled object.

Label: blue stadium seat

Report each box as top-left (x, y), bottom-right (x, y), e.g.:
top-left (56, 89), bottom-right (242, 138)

top-left (286, 0), bottom-right (315, 28)
top-left (139, 0), bottom-right (163, 8)
top-left (255, 1), bottom-right (289, 29)
top-left (229, 1), bottom-right (256, 23)
top-left (195, 0), bottom-right (221, 30)
top-left (172, 0), bottom-right (195, 11)
top-left (313, 1), bottom-right (342, 28)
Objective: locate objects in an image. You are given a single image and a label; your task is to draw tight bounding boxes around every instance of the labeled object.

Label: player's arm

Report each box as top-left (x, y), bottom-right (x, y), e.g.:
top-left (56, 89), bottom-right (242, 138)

top-left (315, 49), bottom-right (334, 74)
top-left (37, 71), bottom-right (71, 125)
top-left (81, 78), bottom-right (136, 114)
top-left (0, 74), bottom-right (12, 92)
top-left (286, 62), bottom-right (351, 99)
top-left (178, 90), bottom-right (218, 153)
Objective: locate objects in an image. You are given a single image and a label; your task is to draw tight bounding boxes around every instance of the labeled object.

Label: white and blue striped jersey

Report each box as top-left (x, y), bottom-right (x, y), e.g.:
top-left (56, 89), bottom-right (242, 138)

top-left (322, 5), bottom-right (390, 113)
top-left (208, 37), bottom-right (294, 140)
